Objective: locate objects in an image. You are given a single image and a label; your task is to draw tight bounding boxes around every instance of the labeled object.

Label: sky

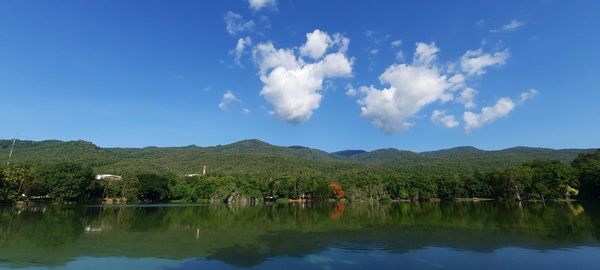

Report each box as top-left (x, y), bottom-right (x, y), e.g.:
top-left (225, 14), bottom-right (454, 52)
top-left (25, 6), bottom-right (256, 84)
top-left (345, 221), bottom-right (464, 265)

top-left (0, 0), bottom-right (599, 152)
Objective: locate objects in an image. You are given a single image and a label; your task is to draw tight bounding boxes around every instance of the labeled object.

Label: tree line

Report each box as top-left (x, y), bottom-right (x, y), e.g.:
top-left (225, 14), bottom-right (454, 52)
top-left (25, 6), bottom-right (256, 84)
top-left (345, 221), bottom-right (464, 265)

top-left (1, 150), bottom-right (599, 204)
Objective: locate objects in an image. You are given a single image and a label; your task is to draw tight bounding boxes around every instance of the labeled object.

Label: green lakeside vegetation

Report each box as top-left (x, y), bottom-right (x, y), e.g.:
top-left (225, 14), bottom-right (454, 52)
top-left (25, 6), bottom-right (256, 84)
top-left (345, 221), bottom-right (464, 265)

top-left (0, 139), bottom-right (599, 204)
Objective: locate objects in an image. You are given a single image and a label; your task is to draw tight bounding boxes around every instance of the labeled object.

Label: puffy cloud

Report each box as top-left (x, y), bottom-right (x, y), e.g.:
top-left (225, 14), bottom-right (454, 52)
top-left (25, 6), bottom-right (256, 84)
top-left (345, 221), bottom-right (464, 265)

top-left (224, 11), bottom-right (255, 35)
top-left (358, 42), bottom-right (461, 133)
top-left (331, 33), bottom-right (350, 54)
top-left (253, 30), bottom-right (353, 123)
top-left (253, 43), bottom-right (300, 74)
top-left (358, 69), bottom-right (452, 133)
top-left (431, 110), bottom-right (459, 128)
top-left (248, 0), bottom-right (276, 11)
top-left (354, 41), bottom-right (521, 133)
top-left (491, 20), bottom-right (525, 33)
top-left (458, 87), bottom-right (477, 109)
top-left (345, 84), bottom-right (358, 97)
top-left (460, 49), bottom-right (509, 76)
top-left (232, 37), bottom-right (252, 67)
top-left (463, 97), bottom-right (515, 131)
top-left (413, 42), bottom-right (439, 66)
top-left (218, 90), bottom-right (239, 110)
top-left (300, 29), bottom-right (332, 59)
top-left (519, 88), bottom-right (539, 103)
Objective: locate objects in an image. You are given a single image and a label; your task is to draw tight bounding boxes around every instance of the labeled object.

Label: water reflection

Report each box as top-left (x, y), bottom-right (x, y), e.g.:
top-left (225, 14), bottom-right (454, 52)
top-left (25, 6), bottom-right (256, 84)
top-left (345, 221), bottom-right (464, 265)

top-left (330, 202), bottom-right (346, 220)
top-left (0, 201), bottom-right (599, 268)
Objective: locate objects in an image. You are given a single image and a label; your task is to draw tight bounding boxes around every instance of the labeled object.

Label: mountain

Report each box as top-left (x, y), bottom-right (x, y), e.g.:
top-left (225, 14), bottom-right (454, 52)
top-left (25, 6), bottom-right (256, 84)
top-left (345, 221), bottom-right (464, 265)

top-left (331, 150), bottom-right (367, 157)
top-left (348, 148), bottom-right (427, 164)
top-left (0, 139), bottom-right (595, 176)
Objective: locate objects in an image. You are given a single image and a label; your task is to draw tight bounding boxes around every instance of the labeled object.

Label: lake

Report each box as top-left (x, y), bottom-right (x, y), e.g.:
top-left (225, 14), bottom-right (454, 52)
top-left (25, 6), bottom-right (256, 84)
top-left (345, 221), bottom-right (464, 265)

top-left (1, 201), bottom-right (600, 270)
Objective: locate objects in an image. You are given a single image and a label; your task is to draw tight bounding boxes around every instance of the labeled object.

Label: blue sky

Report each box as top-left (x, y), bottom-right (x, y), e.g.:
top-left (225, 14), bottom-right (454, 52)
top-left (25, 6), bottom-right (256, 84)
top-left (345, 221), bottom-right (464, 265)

top-left (0, 0), bottom-right (599, 152)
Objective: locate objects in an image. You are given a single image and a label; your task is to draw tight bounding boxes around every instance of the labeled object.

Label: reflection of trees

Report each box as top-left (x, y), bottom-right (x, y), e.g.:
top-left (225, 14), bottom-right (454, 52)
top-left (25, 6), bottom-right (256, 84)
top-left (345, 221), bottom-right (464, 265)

top-left (0, 202), bottom-right (599, 268)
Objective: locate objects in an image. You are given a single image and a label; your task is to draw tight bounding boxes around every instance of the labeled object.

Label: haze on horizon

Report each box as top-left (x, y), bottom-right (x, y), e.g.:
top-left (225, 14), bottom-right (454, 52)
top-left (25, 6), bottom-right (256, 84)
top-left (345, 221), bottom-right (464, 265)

top-left (1, 0), bottom-right (598, 152)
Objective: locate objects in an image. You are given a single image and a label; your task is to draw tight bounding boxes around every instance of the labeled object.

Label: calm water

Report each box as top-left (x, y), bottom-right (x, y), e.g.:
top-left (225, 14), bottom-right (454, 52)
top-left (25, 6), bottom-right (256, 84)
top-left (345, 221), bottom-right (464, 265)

top-left (1, 202), bottom-right (600, 270)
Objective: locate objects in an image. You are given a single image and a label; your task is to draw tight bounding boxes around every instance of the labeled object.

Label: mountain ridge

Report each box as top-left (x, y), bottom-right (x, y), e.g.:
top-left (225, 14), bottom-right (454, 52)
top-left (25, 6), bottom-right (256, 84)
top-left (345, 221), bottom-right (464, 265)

top-left (0, 138), bottom-right (596, 176)
top-left (2, 138), bottom-right (593, 155)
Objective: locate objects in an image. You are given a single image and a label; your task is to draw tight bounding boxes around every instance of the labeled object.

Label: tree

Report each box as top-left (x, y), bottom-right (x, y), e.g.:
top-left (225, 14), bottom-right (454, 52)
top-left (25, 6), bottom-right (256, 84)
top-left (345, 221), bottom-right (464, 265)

top-left (136, 174), bottom-right (172, 202)
top-left (488, 166), bottom-right (532, 200)
top-left (329, 183), bottom-right (346, 199)
top-left (39, 163), bottom-right (94, 202)
top-left (525, 160), bottom-right (575, 200)
top-left (0, 165), bottom-right (35, 202)
top-left (436, 178), bottom-right (465, 200)
top-left (572, 150), bottom-right (600, 199)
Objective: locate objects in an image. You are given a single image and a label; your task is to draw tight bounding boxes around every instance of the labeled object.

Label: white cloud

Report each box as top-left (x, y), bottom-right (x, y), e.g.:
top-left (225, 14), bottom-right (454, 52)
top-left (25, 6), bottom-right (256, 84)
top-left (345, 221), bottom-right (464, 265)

top-left (358, 42), bottom-right (462, 133)
top-left (248, 0), bottom-right (276, 11)
top-left (354, 41), bottom-right (518, 133)
top-left (395, 50), bottom-right (405, 62)
top-left (491, 19), bottom-right (525, 33)
top-left (253, 43), bottom-right (299, 74)
top-left (224, 11), bottom-right (255, 35)
top-left (431, 110), bottom-right (459, 128)
top-left (463, 97), bottom-right (515, 131)
top-left (232, 37), bottom-right (252, 67)
top-left (253, 30), bottom-right (353, 123)
top-left (300, 29), bottom-right (332, 60)
top-left (460, 49), bottom-right (509, 76)
top-left (390, 40), bottom-right (402, 47)
top-left (369, 49), bottom-right (379, 56)
top-left (218, 90), bottom-right (239, 110)
top-left (413, 42), bottom-right (439, 67)
top-left (345, 84), bottom-right (358, 97)
top-left (331, 33), bottom-right (350, 54)
top-left (242, 108), bottom-right (251, 114)
top-left (458, 87), bottom-right (477, 109)
top-left (519, 88), bottom-right (539, 103)
top-left (448, 73), bottom-right (466, 90)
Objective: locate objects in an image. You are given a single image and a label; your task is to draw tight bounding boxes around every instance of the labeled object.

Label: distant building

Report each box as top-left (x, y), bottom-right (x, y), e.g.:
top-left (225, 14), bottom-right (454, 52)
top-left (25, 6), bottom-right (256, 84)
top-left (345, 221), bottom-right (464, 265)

top-left (185, 165), bottom-right (207, 177)
top-left (95, 174), bottom-right (122, 181)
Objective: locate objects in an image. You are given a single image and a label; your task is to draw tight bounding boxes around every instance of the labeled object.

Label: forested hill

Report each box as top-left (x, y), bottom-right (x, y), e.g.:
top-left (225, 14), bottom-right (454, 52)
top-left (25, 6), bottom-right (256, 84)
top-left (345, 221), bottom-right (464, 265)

top-left (0, 139), bottom-right (595, 176)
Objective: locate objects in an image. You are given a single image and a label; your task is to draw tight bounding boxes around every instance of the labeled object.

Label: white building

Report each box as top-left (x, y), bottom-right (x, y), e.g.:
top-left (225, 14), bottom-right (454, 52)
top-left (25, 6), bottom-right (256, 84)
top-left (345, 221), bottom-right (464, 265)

top-left (95, 174), bottom-right (122, 181)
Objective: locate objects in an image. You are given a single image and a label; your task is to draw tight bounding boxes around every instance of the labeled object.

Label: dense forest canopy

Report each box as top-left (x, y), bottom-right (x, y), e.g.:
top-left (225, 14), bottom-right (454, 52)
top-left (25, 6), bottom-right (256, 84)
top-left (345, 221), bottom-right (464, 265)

top-left (0, 139), bottom-right (599, 203)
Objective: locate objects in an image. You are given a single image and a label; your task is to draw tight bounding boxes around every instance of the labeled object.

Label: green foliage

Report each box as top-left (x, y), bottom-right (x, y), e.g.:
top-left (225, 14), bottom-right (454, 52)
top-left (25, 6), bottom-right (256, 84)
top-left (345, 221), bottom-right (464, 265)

top-left (572, 150), bottom-right (600, 199)
top-left (0, 164), bottom-right (34, 202)
top-left (38, 163), bottom-right (94, 202)
top-left (0, 139), bottom-right (598, 203)
top-left (486, 160), bottom-right (577, 201)
top-left (136, 174), bottom-right (173, 202)
top-left (436, 178), bottom-right (466, 200)
top-left (0, 139), bottom-right (592, 178)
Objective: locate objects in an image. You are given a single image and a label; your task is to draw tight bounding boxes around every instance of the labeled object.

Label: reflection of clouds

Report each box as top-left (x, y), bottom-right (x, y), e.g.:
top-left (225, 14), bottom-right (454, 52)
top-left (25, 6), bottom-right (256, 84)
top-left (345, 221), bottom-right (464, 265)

top-left (305, 254), bottom-right (333, 264)
top-left (305, 254), bottom-right (356, 270)
top-left (55, 256), bottom-right (189, 270)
